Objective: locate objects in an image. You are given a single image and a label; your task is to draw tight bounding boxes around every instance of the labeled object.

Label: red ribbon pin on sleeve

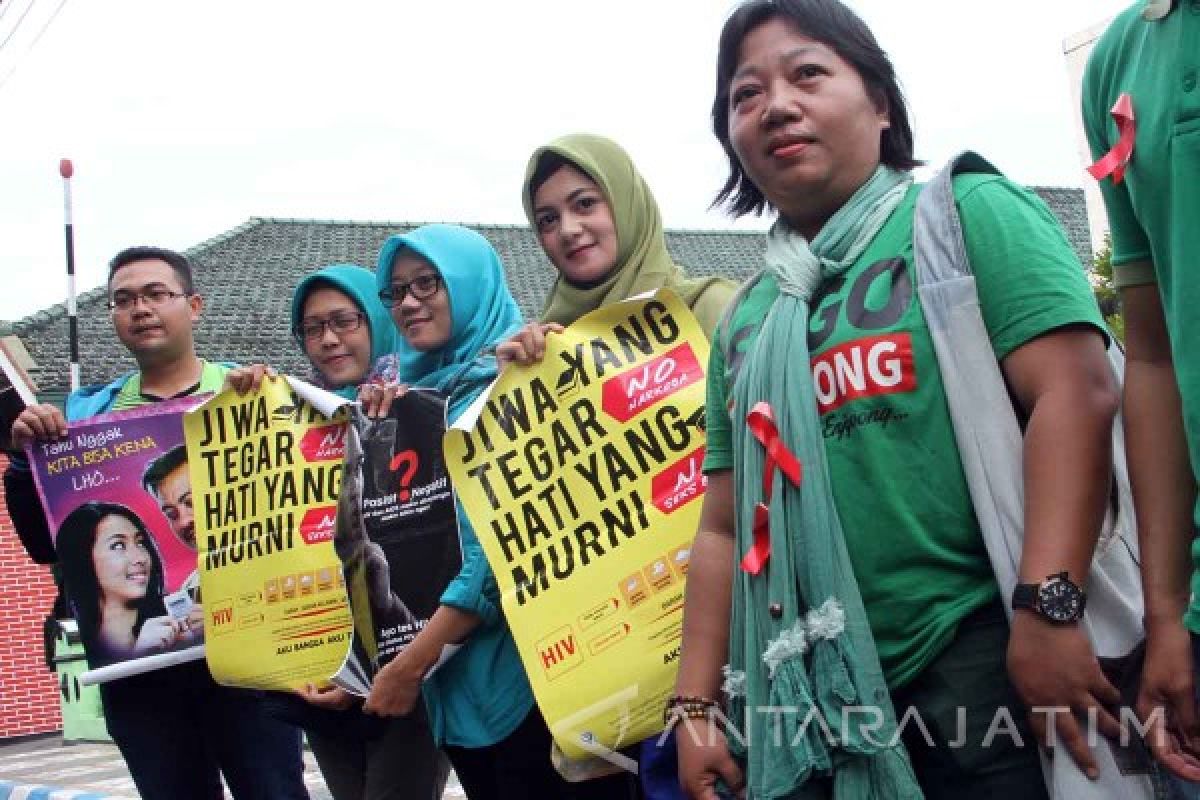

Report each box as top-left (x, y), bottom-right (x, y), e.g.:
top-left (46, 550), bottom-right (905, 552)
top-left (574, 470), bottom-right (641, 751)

top-left (740, 402), bottom-right (803, 575)
top-left (1087, 93), bottom-right (1135, 184)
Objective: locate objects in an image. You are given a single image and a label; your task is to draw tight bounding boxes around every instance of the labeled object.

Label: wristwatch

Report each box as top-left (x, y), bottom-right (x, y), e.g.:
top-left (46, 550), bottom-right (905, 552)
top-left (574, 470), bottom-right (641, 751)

top-left (1011, 571), bottom-right (1086, 624)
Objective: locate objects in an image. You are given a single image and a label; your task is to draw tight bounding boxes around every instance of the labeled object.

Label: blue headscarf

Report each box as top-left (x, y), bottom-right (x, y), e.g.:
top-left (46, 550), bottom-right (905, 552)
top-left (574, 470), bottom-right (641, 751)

top-left (291, 263), bottom-right (401, 400)
top-left (375, 224), bottom-right (523, 418)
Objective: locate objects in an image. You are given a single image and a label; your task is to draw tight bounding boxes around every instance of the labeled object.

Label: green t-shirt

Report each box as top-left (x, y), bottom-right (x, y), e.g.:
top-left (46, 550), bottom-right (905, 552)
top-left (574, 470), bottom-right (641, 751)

top-left (704, 175), bottom-right (1106, 687)
top-left (111, 361), bottom-right (230, 411)
top-left (1083, 1), bottom-right (1200, 633)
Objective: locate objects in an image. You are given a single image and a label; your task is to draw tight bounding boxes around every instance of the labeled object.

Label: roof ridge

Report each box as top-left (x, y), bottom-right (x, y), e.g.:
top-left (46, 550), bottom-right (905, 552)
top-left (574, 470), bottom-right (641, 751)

top-left (11, 282), bottom-right (111, 333)
top-left (664, 226), bottom-right (767, 236)
top-left (10, 218), bottom-right (270, 331)
top-left (249, 217), bottom-right (532, 230)
top-left (186, 217), bottom-right (268, 256)
top-left (237, 216), bottom-right (768, 236)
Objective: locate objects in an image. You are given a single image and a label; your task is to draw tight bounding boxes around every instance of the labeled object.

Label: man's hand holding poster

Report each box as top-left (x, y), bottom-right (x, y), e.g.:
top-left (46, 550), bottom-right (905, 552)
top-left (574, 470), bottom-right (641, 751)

top-left (184, 376), bottom-right (353, 690)
top-left (332, 390), bottom-right (462, 696)
top-left (445, 289), bottom-right (708, 762)
top-left (27, 396), bottom-right (208, 684)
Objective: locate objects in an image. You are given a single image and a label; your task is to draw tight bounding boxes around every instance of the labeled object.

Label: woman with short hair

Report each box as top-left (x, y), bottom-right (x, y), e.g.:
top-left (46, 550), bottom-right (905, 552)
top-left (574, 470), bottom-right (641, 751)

top-left (673, 1), bottom-right (1120, 797)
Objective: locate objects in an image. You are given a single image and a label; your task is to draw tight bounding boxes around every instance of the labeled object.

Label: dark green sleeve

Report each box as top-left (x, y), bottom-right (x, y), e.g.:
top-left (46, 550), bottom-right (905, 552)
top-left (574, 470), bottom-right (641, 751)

top-left (955, 176), bottom-right (1108, 361)
top-left (702, 326), bottom-right (734, 473)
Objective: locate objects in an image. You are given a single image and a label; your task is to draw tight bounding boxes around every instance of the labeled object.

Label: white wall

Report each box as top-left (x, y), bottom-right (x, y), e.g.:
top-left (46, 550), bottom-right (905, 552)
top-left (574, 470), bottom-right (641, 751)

top-left (1063, 18), bottom-right (1117, 255)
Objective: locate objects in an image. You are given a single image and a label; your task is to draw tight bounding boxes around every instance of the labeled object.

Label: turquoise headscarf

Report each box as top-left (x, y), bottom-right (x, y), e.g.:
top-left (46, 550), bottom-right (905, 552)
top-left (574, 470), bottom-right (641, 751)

top-left (375, 224), bottom-right (523, 417)
top-left (291, 263), bottom-right (401, 400)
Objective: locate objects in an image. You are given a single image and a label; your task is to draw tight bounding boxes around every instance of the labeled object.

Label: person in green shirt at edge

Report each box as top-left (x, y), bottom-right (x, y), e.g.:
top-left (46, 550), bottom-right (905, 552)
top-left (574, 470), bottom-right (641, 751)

top-left (224, 263), bottom-right (451, 800)
top-left (671, 1), bottom-right (1123, 798)
top-left (1083, 0), bottom-right (1200, 793)
top-left (494, 133), bottom-right (737, 800)
top-left (5, 246), bottom-right (310, 800)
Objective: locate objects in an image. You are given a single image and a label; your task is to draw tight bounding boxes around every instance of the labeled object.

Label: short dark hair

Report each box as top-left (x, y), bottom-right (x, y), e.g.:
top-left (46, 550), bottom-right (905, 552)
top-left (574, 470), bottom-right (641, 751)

top-left (712, 0), bottom-right (921, 217)
top-left (108, 246), bottom-right (195, 295)
top-left (142, 445), bottom-right (188, 496)
top-left (527, 151), bottom-right (577, 205)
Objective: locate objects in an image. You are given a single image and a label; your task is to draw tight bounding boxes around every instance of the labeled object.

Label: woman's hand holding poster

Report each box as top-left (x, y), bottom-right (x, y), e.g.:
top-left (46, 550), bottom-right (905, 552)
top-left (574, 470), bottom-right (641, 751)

top-left (26, 396), bottom-right (208, 684)
top-left (445, 289), bottom-right (709, 761)
top-left (183, 376), bottom-right (354, 690)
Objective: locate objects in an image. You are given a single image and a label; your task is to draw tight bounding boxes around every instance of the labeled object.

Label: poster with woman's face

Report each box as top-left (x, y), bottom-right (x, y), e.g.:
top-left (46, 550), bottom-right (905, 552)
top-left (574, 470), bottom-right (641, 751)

top-left (27, 396), bottom-right (207, 671)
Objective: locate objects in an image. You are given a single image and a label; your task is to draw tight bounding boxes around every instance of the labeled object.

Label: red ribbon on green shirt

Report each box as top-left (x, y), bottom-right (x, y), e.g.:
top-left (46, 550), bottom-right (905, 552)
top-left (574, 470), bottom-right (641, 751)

top-left (740, 402), bottom-right (803, 575)
top-left (1087, 93), bottom-right (1135, 184)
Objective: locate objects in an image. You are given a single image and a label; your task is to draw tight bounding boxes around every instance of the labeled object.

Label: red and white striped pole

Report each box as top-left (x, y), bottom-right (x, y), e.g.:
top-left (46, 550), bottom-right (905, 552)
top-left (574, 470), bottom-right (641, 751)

top-left (60, 158), bottom-right (80, 391)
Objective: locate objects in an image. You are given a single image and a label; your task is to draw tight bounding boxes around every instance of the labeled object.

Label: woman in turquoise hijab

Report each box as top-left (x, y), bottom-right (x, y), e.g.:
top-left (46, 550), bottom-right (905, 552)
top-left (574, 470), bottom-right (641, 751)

top-left (361, 225), bottom-right (635, 800)
top-left (290, 263), bottom-right (401, 399)
top-left (278, 263), bottom-right (451, 800)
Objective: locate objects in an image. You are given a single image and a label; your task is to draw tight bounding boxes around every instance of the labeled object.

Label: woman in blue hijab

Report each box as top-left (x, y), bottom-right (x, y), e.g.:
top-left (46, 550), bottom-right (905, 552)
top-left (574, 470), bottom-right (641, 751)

top-left (276, 263), bottom-right (451, 800)
top-left (290, 263), bottom-right (401, 399)
top-left (361, 225), bottom-right (635, 800)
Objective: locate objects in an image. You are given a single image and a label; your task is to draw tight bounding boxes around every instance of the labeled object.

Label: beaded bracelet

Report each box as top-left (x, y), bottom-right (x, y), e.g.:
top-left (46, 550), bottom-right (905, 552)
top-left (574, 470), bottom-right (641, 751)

top-left (663, 694), bottom-right (720, 725)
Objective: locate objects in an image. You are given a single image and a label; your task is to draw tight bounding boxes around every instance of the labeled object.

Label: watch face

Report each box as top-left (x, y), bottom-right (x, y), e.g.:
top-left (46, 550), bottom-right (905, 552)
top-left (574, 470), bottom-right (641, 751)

top-left (1038, 578), bottom-right (1084, 623)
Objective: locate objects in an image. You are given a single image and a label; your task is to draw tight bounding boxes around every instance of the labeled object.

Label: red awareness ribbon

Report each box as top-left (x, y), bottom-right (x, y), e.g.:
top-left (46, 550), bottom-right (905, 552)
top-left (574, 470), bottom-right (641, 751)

top-left (1087, 93), bottom-right (1135, 185)
top-left (740, 402), bottom-right (803, 575)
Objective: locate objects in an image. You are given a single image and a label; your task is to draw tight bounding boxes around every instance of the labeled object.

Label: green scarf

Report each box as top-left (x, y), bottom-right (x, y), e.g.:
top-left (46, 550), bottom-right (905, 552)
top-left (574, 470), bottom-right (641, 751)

top-left (522, 134), bottom-right (734, 333)
top-left (726, 166), bottom-right (923, 800)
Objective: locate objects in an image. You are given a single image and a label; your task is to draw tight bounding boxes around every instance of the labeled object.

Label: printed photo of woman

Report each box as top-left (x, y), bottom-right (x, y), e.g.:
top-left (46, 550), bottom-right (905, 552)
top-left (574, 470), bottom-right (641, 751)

top-left (56, 501), bottom-right (184, 666)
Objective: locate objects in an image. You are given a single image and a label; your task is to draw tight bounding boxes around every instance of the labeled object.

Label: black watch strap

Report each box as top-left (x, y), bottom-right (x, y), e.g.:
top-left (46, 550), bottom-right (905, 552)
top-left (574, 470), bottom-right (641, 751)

top-left (1011, 582), bottom-right (1039, 612)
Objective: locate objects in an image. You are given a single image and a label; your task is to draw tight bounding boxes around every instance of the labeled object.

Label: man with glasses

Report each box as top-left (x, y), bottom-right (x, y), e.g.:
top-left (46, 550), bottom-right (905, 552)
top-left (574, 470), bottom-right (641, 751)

top-left (142, 445), bottom-right (199, 551)
top-left (4, 246), bottom-right (309, 800)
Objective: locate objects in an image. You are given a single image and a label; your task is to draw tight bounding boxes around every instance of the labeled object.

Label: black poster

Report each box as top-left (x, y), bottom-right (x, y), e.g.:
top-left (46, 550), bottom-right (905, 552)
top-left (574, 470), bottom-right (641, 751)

top-left (333, 390), bottom-right (462, 692)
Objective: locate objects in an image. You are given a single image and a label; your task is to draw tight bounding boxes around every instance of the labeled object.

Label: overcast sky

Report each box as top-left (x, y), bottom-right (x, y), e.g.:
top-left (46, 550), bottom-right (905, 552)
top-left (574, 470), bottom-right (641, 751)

top-left (0, 0), bottom-right (1130, 321)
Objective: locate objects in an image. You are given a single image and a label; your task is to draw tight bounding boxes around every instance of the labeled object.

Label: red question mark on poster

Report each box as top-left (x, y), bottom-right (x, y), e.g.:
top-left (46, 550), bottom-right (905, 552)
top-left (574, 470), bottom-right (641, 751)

top-left (390, 450), bottom-right (419, 501)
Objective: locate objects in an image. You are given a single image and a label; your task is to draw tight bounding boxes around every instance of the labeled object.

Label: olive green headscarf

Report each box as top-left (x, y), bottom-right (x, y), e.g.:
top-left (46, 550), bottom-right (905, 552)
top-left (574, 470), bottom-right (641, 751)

top-left (522, 134), bottom-right (735, 333)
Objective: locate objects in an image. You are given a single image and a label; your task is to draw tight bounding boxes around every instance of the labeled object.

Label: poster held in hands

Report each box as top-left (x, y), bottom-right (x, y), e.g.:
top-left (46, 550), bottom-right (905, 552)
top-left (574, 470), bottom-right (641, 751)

top-left (332, 390), bottom-right (462, 696)
top-left (445, 290), bottom-right (710, 763)
top-left (26, 396), bottom-right (209, 684)
top-left (185, 376), bottom-right (354, 691)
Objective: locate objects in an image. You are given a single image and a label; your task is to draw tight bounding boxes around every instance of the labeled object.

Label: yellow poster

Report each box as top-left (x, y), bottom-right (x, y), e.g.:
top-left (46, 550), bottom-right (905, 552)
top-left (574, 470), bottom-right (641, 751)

top-left (445, 290), bottom-right (709, 761)
top-left (184, 376), bottom-right (354, 690)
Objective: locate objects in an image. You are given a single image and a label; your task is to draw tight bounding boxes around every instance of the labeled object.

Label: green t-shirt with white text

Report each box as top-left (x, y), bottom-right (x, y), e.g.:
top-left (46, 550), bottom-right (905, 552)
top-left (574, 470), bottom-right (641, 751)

top-left (704, 175), bottom-right (1106, 687)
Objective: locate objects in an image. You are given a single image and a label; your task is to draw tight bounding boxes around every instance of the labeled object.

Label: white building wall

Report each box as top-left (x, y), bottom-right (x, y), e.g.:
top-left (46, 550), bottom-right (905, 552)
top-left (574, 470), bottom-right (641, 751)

top-left (1063, 19), bottom-right (1117, 256)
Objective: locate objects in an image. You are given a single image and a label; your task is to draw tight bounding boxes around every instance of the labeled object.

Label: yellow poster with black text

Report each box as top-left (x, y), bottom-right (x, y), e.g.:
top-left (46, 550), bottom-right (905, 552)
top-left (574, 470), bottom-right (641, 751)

top-left (185, 376), bottom-right (354, 689)
top-left (446, 290), bottom-right (708, 761)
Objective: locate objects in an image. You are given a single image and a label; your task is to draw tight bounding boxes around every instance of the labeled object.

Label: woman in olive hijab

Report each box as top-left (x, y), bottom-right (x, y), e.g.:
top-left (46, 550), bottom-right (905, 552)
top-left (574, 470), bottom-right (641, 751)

top-left (500, 134), bottom-right (736, 800)
top-left (499, 133), bottom-right (736, 367)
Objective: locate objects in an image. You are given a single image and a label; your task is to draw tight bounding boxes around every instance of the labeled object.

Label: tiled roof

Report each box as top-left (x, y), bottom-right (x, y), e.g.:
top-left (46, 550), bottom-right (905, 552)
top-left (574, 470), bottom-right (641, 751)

top-left (1029, 186), bottom-right (1093, 268)
top-left (9, 185), bottom-right (1093, 393)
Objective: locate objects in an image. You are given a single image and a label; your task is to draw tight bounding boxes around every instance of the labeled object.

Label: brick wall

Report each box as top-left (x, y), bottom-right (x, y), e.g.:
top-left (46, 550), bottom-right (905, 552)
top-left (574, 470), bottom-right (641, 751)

top-left (0, 454), bottom-right (62, 738)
